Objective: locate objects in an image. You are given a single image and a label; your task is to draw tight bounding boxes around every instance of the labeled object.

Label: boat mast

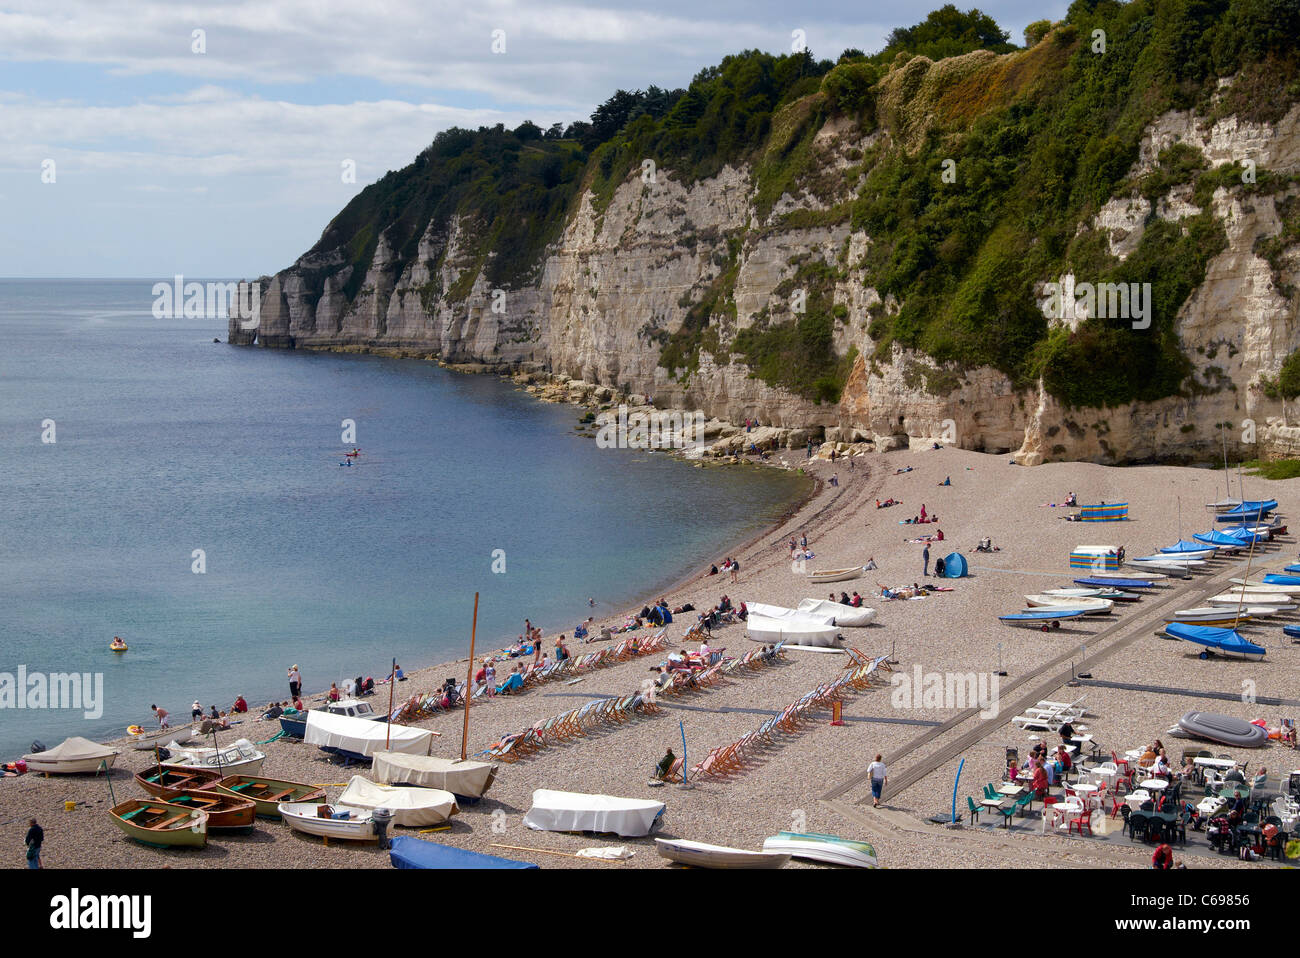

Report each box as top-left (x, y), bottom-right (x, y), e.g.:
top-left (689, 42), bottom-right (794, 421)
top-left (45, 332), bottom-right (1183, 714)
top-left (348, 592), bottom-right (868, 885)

top-left (385, 657), bottom-right (396, 750)
top-left (461, 593), bottom-right (479, 761)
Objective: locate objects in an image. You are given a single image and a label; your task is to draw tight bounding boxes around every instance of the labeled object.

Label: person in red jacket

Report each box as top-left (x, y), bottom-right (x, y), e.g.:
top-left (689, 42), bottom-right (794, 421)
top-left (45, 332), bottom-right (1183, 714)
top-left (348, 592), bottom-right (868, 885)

top-left (1152, 843), bottom-right (1176, 869)
top-left (1030, 760), bottom-right (1049, 799)
top-left (231, 695), bottom-right (248, 714)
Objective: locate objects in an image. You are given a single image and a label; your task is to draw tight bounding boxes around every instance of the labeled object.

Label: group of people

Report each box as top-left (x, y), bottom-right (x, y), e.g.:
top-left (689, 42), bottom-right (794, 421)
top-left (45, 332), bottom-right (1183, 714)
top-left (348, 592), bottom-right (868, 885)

top-left (830, 590), bottom-right (866, 607)
top-left (695, 595), bottom-right (745, 635)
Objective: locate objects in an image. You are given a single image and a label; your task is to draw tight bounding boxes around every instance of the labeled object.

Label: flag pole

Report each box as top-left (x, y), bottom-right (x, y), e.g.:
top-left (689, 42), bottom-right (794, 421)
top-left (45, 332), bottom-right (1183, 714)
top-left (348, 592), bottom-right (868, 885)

top-left (461, 592), bottom-right (479, 761)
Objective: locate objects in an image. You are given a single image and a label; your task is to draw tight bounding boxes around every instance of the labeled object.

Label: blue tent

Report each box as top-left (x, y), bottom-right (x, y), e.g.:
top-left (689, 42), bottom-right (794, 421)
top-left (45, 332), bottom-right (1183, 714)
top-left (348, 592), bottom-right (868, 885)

top-left (943, 552), bottom-right (967, 578)
top-left (389, 836), bottom-right (538, 869)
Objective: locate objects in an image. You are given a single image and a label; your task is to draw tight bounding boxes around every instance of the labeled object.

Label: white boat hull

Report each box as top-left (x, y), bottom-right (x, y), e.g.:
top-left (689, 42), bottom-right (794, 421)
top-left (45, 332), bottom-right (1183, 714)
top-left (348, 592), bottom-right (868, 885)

top-left (1228, 580), bottom-right (1299, 593)
top-left (807, 566), bottom-right (864, 584)
top-left (24, 754), bottom-right (118, 775)
top-left (1082, 571), bottom-right (1169, 581)
top-left (762, 834), bottom-right (878, 868)
top-left (745, 612), bottom-right (841, 647)
top-left (1024, 595), bottom-right (1113, 614)
top-left (279, 802), bottom-right (378, 841)
top-left (129, 726), bottom-right (197, 750)
top-left (795, 598), bottom-right (876, 627)
top-left (655, 838), bottom-right (789, 868)
top-left (1209, 592), bottom-right (1293, 605)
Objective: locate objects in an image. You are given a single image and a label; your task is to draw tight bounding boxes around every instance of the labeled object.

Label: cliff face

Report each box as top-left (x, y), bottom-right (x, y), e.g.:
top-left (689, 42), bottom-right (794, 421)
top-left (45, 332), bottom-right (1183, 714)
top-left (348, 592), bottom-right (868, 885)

top-left (234, 87), bottom-right (1300, 466)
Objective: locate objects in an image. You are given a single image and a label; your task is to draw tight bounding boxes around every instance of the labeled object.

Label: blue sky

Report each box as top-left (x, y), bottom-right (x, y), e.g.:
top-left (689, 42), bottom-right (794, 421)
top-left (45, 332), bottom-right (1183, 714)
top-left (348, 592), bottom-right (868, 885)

top-left (0, 0), bottom-right (1067, 278)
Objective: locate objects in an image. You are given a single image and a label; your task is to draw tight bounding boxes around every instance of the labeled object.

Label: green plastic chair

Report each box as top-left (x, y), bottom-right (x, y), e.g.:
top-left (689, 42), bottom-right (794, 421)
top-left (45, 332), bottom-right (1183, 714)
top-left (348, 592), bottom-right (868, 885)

top-left (966, 796), bottom-right (982, 824)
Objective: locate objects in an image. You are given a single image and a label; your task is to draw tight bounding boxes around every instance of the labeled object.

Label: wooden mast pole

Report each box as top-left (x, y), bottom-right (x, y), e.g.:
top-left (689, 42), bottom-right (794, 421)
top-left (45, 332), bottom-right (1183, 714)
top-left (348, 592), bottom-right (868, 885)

top-left (386, 657), bottom-right (396, 749)
top-left (461, 592), bottom-right (479, 761)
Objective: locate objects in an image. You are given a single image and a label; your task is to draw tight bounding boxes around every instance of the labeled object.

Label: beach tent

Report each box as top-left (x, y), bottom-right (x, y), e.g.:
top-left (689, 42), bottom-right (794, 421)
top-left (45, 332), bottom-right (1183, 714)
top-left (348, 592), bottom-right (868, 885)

top-left (390, 836), bottom-right (537, 869)
top-left (1078, 503), bottom-right (1129, 521)
top-left (943, 552), bottom-right (967, 578)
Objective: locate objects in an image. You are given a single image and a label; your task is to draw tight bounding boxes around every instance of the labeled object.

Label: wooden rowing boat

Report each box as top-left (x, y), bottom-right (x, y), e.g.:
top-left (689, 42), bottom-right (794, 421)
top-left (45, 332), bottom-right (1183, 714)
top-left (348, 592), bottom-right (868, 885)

top-left (654, 837), bottom-right (789, 868)
top-left (210, 775), bottom-right (327, 818)
top-left (162, 790), bottom-right (257, 830)
top-left (279, 802), bottom-right (379, 842)
top-left (109, 799), bottom-right (208, 849)
top-left (134, 765), bottom-right (223, 800)
top-left (807, 566), bottom-right (865, 584)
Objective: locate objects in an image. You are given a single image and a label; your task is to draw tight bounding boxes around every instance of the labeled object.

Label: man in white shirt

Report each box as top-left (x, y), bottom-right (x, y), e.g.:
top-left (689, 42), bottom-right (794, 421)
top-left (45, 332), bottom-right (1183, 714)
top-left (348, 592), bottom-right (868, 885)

top-left (867, 754), bottom-right (888, 808)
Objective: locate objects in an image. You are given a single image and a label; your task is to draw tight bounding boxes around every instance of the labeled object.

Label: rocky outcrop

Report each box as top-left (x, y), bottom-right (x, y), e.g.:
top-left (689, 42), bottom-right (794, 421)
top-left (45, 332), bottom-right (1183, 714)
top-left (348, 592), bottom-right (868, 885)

top-left (235, 99), bottom-right (1300, 464)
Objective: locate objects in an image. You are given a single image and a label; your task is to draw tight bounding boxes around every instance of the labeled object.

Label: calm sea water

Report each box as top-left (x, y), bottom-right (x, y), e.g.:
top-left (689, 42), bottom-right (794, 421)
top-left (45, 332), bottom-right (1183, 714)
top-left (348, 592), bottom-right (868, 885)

top-left (0, 280), bottom-right (807, 757)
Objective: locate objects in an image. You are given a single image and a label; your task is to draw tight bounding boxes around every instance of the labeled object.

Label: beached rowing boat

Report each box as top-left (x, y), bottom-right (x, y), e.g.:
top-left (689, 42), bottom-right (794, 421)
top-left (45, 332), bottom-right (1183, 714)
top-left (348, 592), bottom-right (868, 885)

top-left (1208, 591), bottom-right (1294, 605)
top-left (655, 837), bottom-right (789, 868)
top-left (135, 765), bottom-right (222, 800)
top-left (762, 831), bottom-right (878, 867)
top-left (1164, 609), bottom-right (1252, 626)
top-left (371, 752), bottom-right (497, 799)
top-left (163, 738), bottom-right (266, 777)
top-left (210, 775), bottom-right (326, 817)
top-left (1228, 579), bottom-right (1299, 593)
top-left (807, 566), bottom-right (866, 584)
top-left (128, 724), bottom-right (197, 750)
top-left (1043, 587), bottom-right (1140, 601)
top-left (279, 802), bottom-right (380, 841)
top-left (163, 790), bottom-right (257, 830)
top-left (109, 799), bottom-right (208, 849)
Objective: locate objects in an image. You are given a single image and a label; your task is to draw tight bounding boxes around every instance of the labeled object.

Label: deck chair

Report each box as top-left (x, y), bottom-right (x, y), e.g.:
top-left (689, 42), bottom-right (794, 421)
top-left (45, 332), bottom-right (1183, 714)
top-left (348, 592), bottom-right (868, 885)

top-left (692, 746), bottom-right (725, 777)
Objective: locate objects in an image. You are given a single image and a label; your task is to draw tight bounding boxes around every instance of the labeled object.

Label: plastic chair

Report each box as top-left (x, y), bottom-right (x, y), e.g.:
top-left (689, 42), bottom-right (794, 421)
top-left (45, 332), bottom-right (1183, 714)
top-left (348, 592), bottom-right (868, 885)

top-left (1068, 808), bottom-right (1093, 836)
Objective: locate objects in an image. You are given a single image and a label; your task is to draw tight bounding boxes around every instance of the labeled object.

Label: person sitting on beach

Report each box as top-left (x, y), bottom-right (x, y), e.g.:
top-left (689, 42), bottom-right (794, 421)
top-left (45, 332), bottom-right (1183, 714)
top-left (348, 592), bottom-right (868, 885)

top-left (231, 695), bottom-right (248, 714)
top-left (653, 748), bottom-right (676, 782)
top-left (708, 564), bottom-right (718, 576)
top-left (935, 528), bottom-right (944, 541)
top-left (208, 705), bottom-right (219, 720)
top-left (293, 695), bottom-right (305, 712)
top-left (1064, 491), bottom-right (1077, 507)
top-left (262, 702), bottom-right (284, 720)
top-left (328, 683), bottom-right (340, 702)
top-left (850, 591), bottom-right (863, 607)
top-left (555, 637), bottom-right (570, 662)
top-left (573, 621), bottom-right (588, 640)
top-left (1029, 759), bottom-right (1049, 799)
top-left (1252, 766), bottom-right (1268, 790)
top-left (863, 556), bottom-right (877, 571)
top-left (838, 591), bottom-right (850, 605)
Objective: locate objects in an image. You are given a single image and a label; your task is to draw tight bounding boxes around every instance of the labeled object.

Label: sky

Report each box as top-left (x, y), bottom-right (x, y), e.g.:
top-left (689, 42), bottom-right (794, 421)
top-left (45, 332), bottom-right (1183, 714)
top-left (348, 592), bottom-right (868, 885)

top-left (0, 0), bottom-right (1068, 278)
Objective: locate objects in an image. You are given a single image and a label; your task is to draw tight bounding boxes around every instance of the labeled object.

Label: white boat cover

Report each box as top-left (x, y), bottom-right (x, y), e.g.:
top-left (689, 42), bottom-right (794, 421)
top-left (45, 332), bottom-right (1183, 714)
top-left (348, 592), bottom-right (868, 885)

top-left (371, 752), bottom-right (497, 797)
top-left (337, 775), bottom-right (458, 827)
top-left (746, 612), bottom-right (841, 647)
top-left (523, 789), bottom-right (664, 837)
top-left (304, 711), bottom-right (433, 758)
top-left (795, 598), bottom-right (876, 627)
top-left (23, 736), bottom-right (118, 766)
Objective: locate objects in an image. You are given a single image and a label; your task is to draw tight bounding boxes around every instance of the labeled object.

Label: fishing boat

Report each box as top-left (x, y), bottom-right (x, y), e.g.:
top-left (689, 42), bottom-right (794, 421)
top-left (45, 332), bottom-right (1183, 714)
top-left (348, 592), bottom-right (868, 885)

top-left (337, 775), bottom-right (458, 827)
top-left (806, 566), bottom-right (865, 584)
top-left (1024, 595), bottom-right (1113, 614)
top-left (135, 765), bottom-right (222, 800)
top-left (762, 831), bottom-right (878, 868)
top-left (279, 801), bottom-right (380, 842)
top-left (654, 837), bottom-right (789, 868)
top-left (210, 775), bottom-right (326, 817)
top-left (745, 612), bottom-right (842, 647)
top-left (22, 737), bottom-right (119, 775)
top-left (162, 738), bottom-right (266, 776)
top-left (999, 610), bottom-right (1084, 630)
top-left (1162, 623), bottom-right (1267, 660)
top-left (389, 836), bottom-right (537, 869)
top-left (128, 724), bottom-right (197, 751)
top-left (1043, 588), bottom-right (1141, 602)
top-left (795, 598), bottom-right (876, 626)
top-left (109, 799), bottom-right (208, 849)
top-left (1131, 555), bottom-right (1206, 569)
top-left (163, 790), bottom-right (257, 830)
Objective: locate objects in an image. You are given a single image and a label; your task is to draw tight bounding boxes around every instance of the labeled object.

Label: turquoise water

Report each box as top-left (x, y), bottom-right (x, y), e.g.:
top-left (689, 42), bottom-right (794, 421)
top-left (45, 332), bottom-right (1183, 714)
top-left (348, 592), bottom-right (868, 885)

top-left (0, 280), bottom-right (807, 756)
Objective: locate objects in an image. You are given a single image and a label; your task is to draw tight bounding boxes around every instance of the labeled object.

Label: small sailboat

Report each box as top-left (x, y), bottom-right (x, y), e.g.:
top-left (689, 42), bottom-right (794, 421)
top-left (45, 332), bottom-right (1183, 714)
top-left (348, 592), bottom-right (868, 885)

top-left (999, 609), bottom-right (1084, 630)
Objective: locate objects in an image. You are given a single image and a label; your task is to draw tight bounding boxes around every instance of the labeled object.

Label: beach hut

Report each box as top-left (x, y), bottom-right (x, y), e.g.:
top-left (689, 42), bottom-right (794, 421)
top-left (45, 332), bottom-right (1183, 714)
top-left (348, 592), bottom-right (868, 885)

top-left (943, 552), bottom-right (967, 578)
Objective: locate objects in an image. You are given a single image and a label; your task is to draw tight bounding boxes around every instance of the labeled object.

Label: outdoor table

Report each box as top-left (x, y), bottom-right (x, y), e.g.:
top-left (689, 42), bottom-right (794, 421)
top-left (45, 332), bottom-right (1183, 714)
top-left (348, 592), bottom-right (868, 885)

top-left (981, 798), bottom-right (1005, 811)
top-left (1124, 749), bottom-right (1143, 760)
top-left (1089, 766), bottom-right (1119, 787)
top-left (998, 784), bottom-right (1025, 796)
top-left (1141, 778), bottom-right (1169, 790)
top-left (1194, 757), bottom-right (1238, 770)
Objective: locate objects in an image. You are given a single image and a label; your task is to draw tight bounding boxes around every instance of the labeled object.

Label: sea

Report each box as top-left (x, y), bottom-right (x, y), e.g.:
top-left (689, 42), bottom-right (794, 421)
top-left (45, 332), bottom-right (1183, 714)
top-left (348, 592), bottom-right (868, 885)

top-left (0, 279), bottom-right (809, 757)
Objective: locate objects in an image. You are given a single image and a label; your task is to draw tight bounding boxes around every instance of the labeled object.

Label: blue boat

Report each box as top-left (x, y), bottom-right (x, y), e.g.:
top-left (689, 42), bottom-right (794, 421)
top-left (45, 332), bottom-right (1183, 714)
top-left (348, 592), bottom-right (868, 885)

top-left (389, 836), bottom-right (538, 869)
top-left (1194, 530), bottom-right (1254, 547)
top-left (1073, 576), bottom-right (1156, 589)
top-left (1284, 624), bottom-right (1300, 640)
top-left (1263, 574), bottom-right (1300, 586)
top-left (1160, 540), bottom-right (1218, 555)
top-left (1162, 623), bottom-right (1266, 660)
top-left (1285, 564), bottom-right (1300, 574)
top-left (1216, 509), bottom-right (1271, 523)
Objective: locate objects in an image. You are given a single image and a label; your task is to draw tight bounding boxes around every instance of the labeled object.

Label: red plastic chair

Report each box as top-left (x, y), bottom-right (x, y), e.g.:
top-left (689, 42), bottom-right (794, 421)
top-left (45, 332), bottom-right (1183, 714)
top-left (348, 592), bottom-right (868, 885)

top-left (1068, 808), bottom-right (1093, 836)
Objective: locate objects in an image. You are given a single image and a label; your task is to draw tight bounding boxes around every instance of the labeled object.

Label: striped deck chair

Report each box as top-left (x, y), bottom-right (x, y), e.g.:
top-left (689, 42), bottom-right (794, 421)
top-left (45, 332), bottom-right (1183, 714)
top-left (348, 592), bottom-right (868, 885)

top-left (844, 647), bottom-right (872, 667)
top-left (661, 757), bottom-right (684, 783)
top-left (572, 700), bottom-right (603, 732)
top-left (692, 746), bottom-right (725, 777)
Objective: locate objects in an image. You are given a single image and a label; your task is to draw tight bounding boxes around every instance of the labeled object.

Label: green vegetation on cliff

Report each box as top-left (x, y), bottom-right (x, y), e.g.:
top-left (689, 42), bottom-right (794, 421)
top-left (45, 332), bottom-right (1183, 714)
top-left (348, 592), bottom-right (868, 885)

top-left (292, 0), bottom-right (1300, 410)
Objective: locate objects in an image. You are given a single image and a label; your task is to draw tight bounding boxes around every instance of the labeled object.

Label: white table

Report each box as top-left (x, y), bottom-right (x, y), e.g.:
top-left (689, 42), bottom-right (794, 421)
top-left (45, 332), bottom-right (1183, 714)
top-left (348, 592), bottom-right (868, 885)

top-left (998, 784), bottom-right (1025, 796)
top-left (1193, 757), bottom-right (1238, 770)
top-left (1072, 783), bottom-right (1098, 794)
top-left (1141, 778), bottom-right (1169, 790)
top-left (1124, 749), bottom-right (1144, 760)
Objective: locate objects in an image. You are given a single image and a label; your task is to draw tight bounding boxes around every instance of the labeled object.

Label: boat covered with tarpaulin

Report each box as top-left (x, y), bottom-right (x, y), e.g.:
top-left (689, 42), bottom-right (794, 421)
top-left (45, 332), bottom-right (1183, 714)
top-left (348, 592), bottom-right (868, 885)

top-left (1162, 623), bottom-right (1266, 660)
top-left (389, 835), bottom-right (537, 869)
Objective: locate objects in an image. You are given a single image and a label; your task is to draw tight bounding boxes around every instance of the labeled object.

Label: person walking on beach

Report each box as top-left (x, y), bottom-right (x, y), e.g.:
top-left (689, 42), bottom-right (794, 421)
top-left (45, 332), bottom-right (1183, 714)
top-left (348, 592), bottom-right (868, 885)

top-left (730, 557), bottom-right (740, 583)
top-left (191, 700), bottom-right (202, 721)
top-left (151, 704), bottom-right (170, 728)
top-left (288, 665), bottom-right (302, 699)
top-left (922, 544), bottom-right (930, 577)
top-left (800, 532), bottom-right (808, 551)
top-left (867, 755), bottom-right (888, 808)
top-left (25, 819), bottom-right (42, 869)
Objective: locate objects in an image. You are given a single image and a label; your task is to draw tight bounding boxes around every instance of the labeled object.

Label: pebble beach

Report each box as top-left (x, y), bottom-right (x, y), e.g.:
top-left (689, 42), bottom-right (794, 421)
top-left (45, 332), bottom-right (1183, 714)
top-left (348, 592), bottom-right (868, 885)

top-left (5, 441), bottom-right (1298, 870)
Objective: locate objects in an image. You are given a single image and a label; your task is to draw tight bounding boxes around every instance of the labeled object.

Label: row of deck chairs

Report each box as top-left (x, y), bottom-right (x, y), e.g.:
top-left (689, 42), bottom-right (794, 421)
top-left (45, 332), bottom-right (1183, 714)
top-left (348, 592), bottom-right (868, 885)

top-left (1011, 696), bottom-right (1090, 731)
top-left (475, 642), bottom-right (789, 764)
top-left (691, 653), bottom-right (893, 780)
top-left (391, 681), bottom-right (467, 724)
top-left (470, 629), bottom-right (671, 702)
